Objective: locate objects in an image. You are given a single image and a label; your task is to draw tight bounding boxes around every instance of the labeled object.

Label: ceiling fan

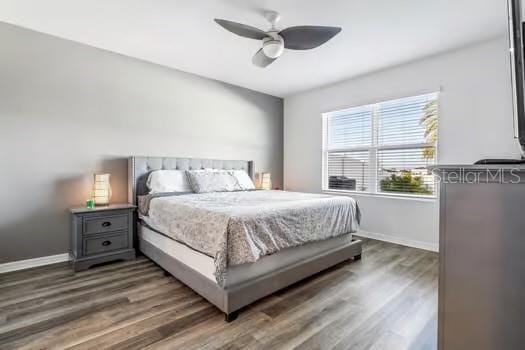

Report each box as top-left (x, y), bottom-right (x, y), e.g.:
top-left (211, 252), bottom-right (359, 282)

top-left (214, 11), bottom-right (342, 68)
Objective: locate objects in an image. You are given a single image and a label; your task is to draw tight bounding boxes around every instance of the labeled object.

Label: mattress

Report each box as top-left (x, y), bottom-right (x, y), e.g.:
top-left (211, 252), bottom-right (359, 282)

top-left (140, 190), bottom-right (360, 285)
top-left (139, 223), bottom-right (354, 288)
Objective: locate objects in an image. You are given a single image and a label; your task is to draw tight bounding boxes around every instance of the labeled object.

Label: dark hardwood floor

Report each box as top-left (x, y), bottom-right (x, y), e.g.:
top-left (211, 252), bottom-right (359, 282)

top-left (0, 238), bottom-right (438, 350)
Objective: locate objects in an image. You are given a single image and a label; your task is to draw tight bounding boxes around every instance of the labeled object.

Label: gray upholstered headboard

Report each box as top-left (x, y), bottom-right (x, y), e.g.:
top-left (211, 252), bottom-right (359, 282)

top-left (128, 156), bottom-right (254, 204)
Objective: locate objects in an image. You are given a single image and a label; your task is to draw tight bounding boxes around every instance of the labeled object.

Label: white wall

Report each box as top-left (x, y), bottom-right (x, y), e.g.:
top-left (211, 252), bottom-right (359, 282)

top-left (284, 37), bottom-right (521, 251)
top-left (0, 23), bottom-right (283, 263)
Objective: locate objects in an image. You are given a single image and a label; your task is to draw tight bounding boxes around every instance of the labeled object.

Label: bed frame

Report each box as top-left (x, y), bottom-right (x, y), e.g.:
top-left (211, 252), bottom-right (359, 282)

top-left (128, 156), bottom-right (362, 321)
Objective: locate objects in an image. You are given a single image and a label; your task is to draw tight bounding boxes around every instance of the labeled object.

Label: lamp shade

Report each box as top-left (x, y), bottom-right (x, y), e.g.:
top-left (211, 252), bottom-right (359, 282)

top-left (93, 173), bottom-right (111, 206)
top-left (260, 172), bottom-right (272, 190)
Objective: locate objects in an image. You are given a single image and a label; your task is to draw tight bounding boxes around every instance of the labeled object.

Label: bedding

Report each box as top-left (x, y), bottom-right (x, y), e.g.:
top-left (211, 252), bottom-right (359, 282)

top-left (140, 190), bottom-right (360, 286)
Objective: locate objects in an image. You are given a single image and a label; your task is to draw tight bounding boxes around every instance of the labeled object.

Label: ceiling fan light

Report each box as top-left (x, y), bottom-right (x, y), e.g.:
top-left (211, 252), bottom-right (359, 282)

top-left (262, 39), bottom-right (284, 58)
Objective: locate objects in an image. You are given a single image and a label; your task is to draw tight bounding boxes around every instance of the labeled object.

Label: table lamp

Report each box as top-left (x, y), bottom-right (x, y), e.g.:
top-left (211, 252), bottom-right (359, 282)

top-left (260, 172), bottom-right (272, 190)
top-left (93, 173), bottom-right (111, 206)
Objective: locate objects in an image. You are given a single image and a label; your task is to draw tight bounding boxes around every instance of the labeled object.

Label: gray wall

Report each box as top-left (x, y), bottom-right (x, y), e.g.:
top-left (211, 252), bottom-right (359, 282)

top-left (0, 23), bottom-right (283, 263)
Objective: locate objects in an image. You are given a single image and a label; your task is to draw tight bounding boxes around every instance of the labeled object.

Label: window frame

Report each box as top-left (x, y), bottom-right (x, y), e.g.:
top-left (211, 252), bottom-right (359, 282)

top-left (322, 93), bottom-right (439, 199)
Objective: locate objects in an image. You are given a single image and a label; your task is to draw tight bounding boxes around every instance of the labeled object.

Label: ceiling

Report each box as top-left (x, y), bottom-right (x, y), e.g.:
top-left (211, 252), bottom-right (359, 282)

top-left (0, 0), bottom-right (508, 97)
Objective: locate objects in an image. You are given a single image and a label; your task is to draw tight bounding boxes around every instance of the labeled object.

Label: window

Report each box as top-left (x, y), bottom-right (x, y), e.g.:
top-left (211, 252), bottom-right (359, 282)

top-left (323, 93), bottom-right (438, 197)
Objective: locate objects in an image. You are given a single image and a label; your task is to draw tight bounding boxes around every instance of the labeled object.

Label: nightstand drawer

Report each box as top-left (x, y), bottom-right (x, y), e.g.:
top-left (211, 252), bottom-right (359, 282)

top-left (83, 214), bottom-right (128, 234)
top-left (83, 232), bottom-right (129, 256)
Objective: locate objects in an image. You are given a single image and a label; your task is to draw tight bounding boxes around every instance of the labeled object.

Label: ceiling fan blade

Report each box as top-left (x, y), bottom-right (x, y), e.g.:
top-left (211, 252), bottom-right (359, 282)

top-left (252, 49), bottom-right (277, 68)
top-left (214, 19), bottom-right (268, 40)
top-left (279, 26), bottom-right (342, 50)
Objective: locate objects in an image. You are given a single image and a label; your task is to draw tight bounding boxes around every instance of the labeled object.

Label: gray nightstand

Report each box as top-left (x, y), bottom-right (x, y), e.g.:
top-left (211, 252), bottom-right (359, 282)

top-left (70, 204), bottom-right (136, 271)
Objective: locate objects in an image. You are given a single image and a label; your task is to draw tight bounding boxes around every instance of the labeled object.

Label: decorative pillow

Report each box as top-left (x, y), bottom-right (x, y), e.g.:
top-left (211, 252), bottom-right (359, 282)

top-left (229, 170), bottom-right (255, 190)
top-left (146, 170), bottom-right (193, 193)
top-left (186, 170), bottom-right (241, 193)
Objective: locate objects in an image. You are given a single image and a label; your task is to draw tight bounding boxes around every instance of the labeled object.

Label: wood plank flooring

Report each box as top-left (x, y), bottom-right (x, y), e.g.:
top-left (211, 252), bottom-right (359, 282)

top-left (0, 238), bottom-right (438, 350)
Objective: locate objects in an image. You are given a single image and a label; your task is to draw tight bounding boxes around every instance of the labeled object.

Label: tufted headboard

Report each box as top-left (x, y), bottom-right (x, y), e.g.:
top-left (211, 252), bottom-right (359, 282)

top-left (128, 156), bottom-right (254, 204)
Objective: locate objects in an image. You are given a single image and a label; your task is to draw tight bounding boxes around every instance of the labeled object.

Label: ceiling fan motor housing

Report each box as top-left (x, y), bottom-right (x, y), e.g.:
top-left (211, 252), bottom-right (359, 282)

top-left (262, 32), bottom-right (284, 58)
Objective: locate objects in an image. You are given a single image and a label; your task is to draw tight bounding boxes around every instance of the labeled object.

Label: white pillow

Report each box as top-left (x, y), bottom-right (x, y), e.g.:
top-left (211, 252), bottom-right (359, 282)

top-left (186, 170), bottom-right (241, 193)
top-left (229, 170), bottom-right (255, 190)
top-left (146, 170), bottom-right (193, 193)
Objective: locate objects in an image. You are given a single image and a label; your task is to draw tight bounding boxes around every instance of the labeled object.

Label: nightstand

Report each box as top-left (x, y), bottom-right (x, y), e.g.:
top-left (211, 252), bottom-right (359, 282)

top-left (70, 204), bottom-right (136, 271)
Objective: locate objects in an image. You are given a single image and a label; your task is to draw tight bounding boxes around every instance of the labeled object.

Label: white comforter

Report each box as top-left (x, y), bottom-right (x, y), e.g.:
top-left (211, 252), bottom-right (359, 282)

top-left (142, 190), bottom-right (360, 285)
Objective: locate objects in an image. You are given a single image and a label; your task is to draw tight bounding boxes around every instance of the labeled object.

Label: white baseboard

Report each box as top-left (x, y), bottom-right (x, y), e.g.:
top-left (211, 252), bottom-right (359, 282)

top-left (0, 253), bottom-right (70, 274)
top-left (0, 232), bottom-right (437, 273)
top-left (357, 230), bottom-right (439, 252)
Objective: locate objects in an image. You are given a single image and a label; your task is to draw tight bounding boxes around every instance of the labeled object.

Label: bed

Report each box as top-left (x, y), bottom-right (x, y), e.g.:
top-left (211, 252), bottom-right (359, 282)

top-left (128, 156), bottom-right (362, 321)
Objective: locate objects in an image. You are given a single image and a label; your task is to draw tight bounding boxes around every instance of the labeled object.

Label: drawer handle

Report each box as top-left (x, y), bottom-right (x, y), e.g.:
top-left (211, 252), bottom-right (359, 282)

top-left (102, 240), bottom-right (112, 246)
top-left (101, 221), bottom-right (112, 228)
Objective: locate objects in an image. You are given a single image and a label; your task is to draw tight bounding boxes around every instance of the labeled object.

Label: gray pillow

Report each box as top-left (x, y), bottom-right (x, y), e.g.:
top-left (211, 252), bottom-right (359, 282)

top-left (186, 170), bottom-right (241, 193)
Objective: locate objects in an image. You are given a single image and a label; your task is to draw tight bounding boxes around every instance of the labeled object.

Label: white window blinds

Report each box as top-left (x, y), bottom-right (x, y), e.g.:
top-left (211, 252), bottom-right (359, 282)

top-left (327, 151), bottom-right (370, 192)
top-left (377, 148), bottom-right (435, 195)
top-left (378, 94), bottom-right (435, 146)
top-left (323, 92), bottom-right (438, 197)
top-left (327, 105), bottom-right (373, 149)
